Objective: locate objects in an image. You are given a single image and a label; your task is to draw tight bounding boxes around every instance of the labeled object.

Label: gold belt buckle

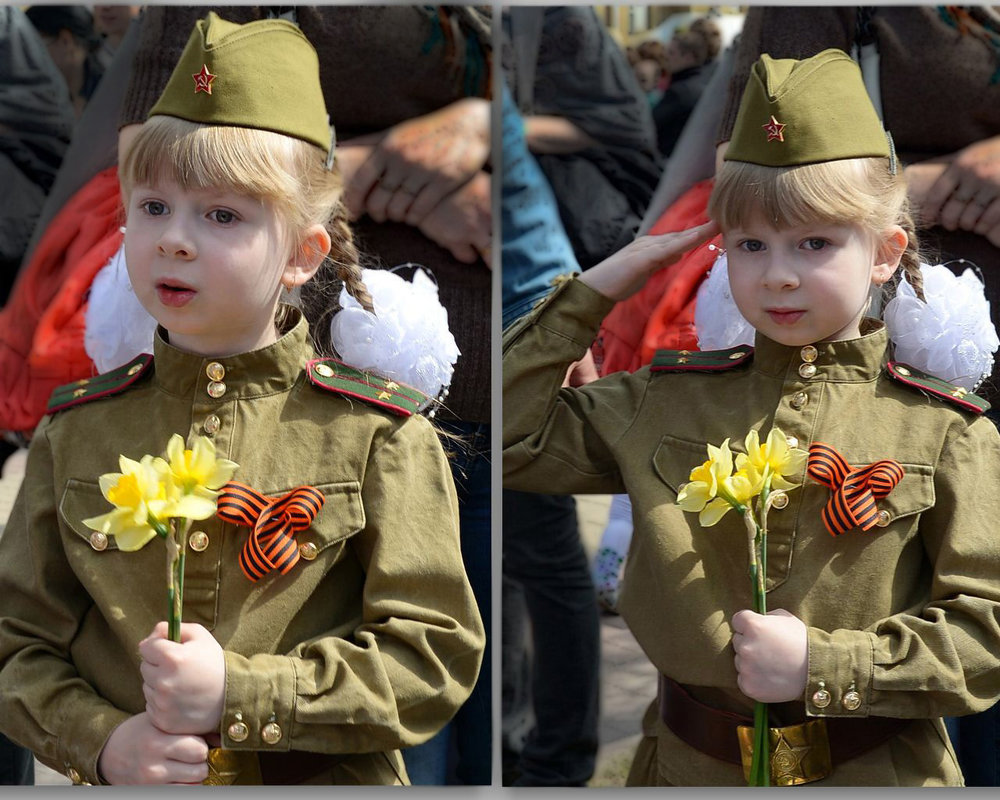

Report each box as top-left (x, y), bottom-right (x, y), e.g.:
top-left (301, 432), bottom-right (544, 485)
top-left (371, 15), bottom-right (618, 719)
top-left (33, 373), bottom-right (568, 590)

top-left (736, 719), bottom-right (833, 786)
top-left (203, 748), bottom-right (263, 785)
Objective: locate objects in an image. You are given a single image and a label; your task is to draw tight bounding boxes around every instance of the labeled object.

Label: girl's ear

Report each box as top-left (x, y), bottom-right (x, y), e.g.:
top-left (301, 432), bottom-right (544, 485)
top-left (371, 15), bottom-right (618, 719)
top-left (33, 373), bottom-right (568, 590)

top-left (283, 224), bottom-right (331, 291)
top-left (871, 225), bottom-right (908, 286)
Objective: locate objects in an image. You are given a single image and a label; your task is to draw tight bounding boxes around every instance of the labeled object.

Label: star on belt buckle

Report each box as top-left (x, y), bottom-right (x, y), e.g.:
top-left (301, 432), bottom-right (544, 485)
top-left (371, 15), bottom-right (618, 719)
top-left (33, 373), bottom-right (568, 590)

top-left (737, 719), bottom-right (833, 786)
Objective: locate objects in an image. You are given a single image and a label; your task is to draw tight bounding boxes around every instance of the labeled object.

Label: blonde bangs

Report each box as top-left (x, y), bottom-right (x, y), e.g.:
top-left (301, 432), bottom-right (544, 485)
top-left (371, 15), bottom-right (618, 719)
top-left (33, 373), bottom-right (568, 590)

top-left (708, 158), bottom-right (905, 233)
top-left (120, 116), bottom-right (301, 206)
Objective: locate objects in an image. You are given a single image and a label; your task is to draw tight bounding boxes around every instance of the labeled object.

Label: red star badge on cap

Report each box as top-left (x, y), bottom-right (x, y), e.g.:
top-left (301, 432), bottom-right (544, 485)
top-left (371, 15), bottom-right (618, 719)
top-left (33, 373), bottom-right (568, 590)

top-left (192, 64), bottom-right (216, 95)
top-left (763, 115), bottom-right (786, 143)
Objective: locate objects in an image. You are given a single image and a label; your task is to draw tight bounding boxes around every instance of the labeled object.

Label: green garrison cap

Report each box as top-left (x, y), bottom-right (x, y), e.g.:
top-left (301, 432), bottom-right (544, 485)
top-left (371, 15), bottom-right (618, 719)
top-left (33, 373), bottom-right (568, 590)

top-left (148, 11), bottom-right (332, 155)
top-left (725, 49), bottom-right (893, 168)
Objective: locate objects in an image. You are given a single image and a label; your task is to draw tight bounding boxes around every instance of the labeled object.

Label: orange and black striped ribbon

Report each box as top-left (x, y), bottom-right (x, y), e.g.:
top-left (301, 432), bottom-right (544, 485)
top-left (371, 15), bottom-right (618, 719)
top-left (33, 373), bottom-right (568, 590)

top-left (807, 443), bottom-right (904, 536)
top-left (216, 481), bottom-right (325, 582)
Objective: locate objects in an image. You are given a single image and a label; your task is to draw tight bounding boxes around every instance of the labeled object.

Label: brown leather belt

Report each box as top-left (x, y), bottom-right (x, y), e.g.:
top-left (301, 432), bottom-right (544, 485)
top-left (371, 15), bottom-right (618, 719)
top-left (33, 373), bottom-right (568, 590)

top-left (658, 674), bottom-right (911, 766)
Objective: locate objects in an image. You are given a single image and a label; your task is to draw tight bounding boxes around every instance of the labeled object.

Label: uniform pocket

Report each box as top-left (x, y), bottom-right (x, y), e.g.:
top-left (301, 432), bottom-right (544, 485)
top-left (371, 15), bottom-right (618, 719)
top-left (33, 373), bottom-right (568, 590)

top-left (293, 481), bottom-right (365, 556)
top-left (60, 479), bottom-right (122, 550)
top-left (652, 435), bottom-right (723, 496)
top-left (869, 463), bottom-right (934, 526)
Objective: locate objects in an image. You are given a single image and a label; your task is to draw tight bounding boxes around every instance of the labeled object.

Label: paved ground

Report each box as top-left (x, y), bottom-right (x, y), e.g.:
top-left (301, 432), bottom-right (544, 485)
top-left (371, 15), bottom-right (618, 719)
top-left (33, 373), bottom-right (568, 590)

top-left (0, 452), bottom-right (653, 787)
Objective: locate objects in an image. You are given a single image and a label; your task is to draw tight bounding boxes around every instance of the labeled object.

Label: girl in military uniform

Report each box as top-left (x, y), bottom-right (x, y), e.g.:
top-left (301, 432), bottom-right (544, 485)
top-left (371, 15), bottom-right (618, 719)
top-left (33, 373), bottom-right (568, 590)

top-left (0, 13), bottom-right (483, 785)
top-left (503, 49), bottom-right (1000, 786)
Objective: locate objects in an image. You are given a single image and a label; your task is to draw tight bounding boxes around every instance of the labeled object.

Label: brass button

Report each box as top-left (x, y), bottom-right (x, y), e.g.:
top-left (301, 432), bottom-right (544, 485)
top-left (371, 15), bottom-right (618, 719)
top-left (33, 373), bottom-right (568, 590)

top-left (298, 541), bottom-right (319, 561)
top-left (127, 364), bottom-right (143, 376)
top-left (67, 768), bottom-right (82, 783)
top-left (206, 362), bottom-right (226, 382)
top-left (875, 509), bottom-right (891, 527)
top-left (770, 492), bottom-right (789, 509)
top-left (261, 722), bottom-right (283, 745)
top-left (203, 414), bottom-right (221, 435)
top-left (789, 391), bottom-right (808, 410)
top-left (800, 345), bottom-right (818, 363)
top-left (207, 381), bottom-right (227, 399)
top-left (189, 531), bottom-right (209, 552)
top-left (798, 362), bottom-right (817, 379)
top-left (729, 351), bottom-right (747, 360)
top-left (228, 719), bottom-right (249, 743)
top-left (785, 436), bottom-right (798, 448)
top-left (811, 684), bottom-right (831, 709)
top-left (315, 363), bottom-right (335, 378)
top-left (842, 690), bottom-right (862, 711)
top-left (89, 532), bottom-right (109, 551)
top-left (895, 366), bottom-right (911, 377)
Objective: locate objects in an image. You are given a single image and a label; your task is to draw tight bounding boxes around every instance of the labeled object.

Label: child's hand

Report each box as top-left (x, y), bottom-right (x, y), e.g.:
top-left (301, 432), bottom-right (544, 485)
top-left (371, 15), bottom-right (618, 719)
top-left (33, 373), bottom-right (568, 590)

top-left (139, 622), bottom-right (226, 735)
top-left (97, 712), bottom-right (209, 784)
top-left (731, 608), bottom-right (808, 703)
top-left (577, 222), bottom-right (720, 302)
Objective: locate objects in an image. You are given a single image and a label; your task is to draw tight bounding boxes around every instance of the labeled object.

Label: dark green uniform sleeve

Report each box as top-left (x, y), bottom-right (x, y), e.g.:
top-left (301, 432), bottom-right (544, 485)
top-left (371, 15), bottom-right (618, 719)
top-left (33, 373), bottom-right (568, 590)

top-left (805, 415), bottom-right (1000, 719)
top-left (0, 419), bottom-right (131, 784)
top-left (218, 414), bottom-right (484, 753)
top-left (502, 277), bottom-right (646, 495)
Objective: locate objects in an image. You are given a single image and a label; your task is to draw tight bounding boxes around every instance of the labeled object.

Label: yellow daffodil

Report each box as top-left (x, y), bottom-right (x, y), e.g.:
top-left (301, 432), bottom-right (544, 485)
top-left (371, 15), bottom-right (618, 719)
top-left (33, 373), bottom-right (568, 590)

top-left (678, 438), bottom-right (750, 526)
top-left (738, 427), bottom-right (808, 491)
top-left (82, 454), bottom-right (173, 551)
top-left (164, 434), bottom-right (239, 520)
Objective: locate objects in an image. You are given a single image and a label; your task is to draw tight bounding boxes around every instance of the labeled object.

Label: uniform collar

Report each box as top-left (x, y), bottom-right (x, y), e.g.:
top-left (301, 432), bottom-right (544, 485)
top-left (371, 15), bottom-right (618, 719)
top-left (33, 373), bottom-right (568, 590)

top-left (752, 317), bottom-right (889, 382)
top-left (152, 306), bottom-right (313, 399)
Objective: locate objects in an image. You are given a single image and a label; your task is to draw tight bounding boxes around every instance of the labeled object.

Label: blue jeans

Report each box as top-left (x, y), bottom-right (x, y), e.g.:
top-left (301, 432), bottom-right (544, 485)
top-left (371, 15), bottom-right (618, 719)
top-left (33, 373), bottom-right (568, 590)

top-left (946, 703), bottom-right (1000, 786)
top-left (502, 490), bottom-right (600, 786)
top-left (402, 421), bottom-right (492, 785)
top-left (0, 734), bottom-right (32, 785)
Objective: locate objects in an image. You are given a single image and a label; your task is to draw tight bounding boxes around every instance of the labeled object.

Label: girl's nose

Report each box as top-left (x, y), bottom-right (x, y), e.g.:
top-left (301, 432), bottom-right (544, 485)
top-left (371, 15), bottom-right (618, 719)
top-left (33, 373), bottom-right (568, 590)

top-left (157, 224), bottom-right (196, 260)
top-left (761, 256), bottom-right (799, 290)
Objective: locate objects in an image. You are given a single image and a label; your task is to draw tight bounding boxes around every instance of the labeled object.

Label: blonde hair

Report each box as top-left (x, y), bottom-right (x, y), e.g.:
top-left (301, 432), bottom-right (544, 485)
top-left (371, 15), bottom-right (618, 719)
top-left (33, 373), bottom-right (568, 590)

top-left (709, 157), bottom-right (924, 301)
top-left (118, 115), bottom-right (374, 329)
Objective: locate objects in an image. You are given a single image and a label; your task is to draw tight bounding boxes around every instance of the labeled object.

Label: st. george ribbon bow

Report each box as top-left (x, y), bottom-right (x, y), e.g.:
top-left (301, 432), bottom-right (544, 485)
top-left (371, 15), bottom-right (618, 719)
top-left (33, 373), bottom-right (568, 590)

top-left (806, 443), bottom-right (904, 536)
top-left (216, 481), bottom-right (325, 581)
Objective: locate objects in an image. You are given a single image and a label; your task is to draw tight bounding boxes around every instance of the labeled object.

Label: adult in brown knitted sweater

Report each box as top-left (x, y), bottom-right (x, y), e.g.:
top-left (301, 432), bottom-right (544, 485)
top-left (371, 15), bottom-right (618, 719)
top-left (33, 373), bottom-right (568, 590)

top-left (716, 6), bottom-right (1000, 414)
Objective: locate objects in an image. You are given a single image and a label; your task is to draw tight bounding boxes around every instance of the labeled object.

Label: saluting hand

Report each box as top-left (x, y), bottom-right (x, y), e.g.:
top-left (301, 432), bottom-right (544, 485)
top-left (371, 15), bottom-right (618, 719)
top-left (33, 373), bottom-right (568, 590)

top-left (98, 712), bottom-right (209, 784)
top-left (578, 222), bottom-right (720, 302)
top-left (731, 608), bottom-right (808, 703)
top-left (139, 622), bottom-right (226, 735)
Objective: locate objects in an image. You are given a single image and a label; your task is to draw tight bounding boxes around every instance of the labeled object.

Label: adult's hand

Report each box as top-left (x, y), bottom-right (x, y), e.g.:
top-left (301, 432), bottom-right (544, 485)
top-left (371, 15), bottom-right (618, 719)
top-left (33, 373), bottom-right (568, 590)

top-left (416, 170), bottom-right (491, 267)
top-left (343, 97), bottom-right (490, 227)
top-left (922, 136), bottom-right (1000, 244)
top-left (97, 713), bottom-right (209, 785)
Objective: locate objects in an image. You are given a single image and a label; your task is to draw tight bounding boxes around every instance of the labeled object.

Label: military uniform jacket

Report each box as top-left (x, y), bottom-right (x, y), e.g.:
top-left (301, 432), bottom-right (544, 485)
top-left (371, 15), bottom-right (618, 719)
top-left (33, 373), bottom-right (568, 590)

top-left (0, 311), bottom-right (484, 785)
top-left (503, 279), bottom-right (1000, 786)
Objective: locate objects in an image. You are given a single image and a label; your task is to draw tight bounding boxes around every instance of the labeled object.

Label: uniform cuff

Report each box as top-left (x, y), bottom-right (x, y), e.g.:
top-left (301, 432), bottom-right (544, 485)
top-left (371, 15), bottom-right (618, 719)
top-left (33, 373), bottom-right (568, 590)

top-left (804, 627), bottom-right (876, 718)
top-left (61, 704), bottom-right (131, 785)
top-left (222, 651), bottom-right (296, 752)
top-left (504, 276), bottom-right (615, 347)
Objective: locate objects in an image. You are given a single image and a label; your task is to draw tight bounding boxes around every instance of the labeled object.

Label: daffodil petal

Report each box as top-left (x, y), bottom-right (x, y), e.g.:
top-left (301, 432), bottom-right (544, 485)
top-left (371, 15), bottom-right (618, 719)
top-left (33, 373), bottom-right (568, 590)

top-left (113, 525), bottom-right (160, 552)
top-left (170, 494), bottom-right (219, 520)
top-left (677, 481), bottom-right (711, 512)
top-left (699, 497), bottom-right (733, 527)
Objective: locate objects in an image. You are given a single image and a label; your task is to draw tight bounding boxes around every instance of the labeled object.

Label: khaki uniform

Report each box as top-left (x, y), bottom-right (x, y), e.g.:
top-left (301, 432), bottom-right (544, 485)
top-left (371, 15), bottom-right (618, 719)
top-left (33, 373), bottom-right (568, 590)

top-left (0, 311), bottom-right (484, 785)
top-left (503, 278), bottom-right (1000, 786)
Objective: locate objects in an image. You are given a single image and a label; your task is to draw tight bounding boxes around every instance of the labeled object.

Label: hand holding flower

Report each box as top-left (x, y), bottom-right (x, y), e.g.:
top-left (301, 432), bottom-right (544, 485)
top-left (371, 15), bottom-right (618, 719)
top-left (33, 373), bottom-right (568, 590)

top-left (98, 712), bottom-right (209, 785)
top-left (139, 621), bottom-right (226, 735)
top-left (731, 609), bottom-right (808, 703)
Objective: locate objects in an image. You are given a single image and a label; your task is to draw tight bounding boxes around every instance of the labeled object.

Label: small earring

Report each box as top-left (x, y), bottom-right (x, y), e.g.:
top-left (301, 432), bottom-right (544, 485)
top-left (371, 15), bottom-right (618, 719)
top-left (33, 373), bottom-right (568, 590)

top-left (119, 226), bottom-right (127, 234)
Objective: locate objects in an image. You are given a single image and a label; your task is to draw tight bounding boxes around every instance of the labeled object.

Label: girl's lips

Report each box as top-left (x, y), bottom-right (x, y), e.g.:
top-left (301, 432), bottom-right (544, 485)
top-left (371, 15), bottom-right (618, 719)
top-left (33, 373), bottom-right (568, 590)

top-left (767, 309), bottom-right (805, 325)
top-left (156, 282), bottom-right (196, 308)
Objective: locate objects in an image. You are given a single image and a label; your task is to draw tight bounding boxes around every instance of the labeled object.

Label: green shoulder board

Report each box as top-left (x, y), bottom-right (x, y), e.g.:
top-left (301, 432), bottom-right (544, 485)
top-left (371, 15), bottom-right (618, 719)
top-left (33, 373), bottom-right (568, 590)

top-left (886, 361), bottom-right (990, 415)
top-left (307, 358), bottom-right (431, 417)
top-left (47, 354), bottom-right (154, 414)
top-left (650, 345), bottom-right (754, 373)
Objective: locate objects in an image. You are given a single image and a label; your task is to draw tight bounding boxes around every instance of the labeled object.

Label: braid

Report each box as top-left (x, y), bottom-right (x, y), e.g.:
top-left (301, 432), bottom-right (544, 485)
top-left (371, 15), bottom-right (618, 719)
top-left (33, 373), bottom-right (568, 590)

top-left (896, 207), bottom-right (925, 302)
top-left (328, 212), bottom-right (374, 314)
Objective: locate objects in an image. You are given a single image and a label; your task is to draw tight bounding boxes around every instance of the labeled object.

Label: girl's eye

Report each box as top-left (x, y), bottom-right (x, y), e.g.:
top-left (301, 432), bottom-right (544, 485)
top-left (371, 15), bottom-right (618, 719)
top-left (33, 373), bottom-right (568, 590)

top-left (803, 238), bottom-right (828, 251)
top-left (210, 209), bottom-right (238, 225)
top-left (740, 239), bottom-right (765, 253)
top-left (141, 200), bottom-right (167, 216)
